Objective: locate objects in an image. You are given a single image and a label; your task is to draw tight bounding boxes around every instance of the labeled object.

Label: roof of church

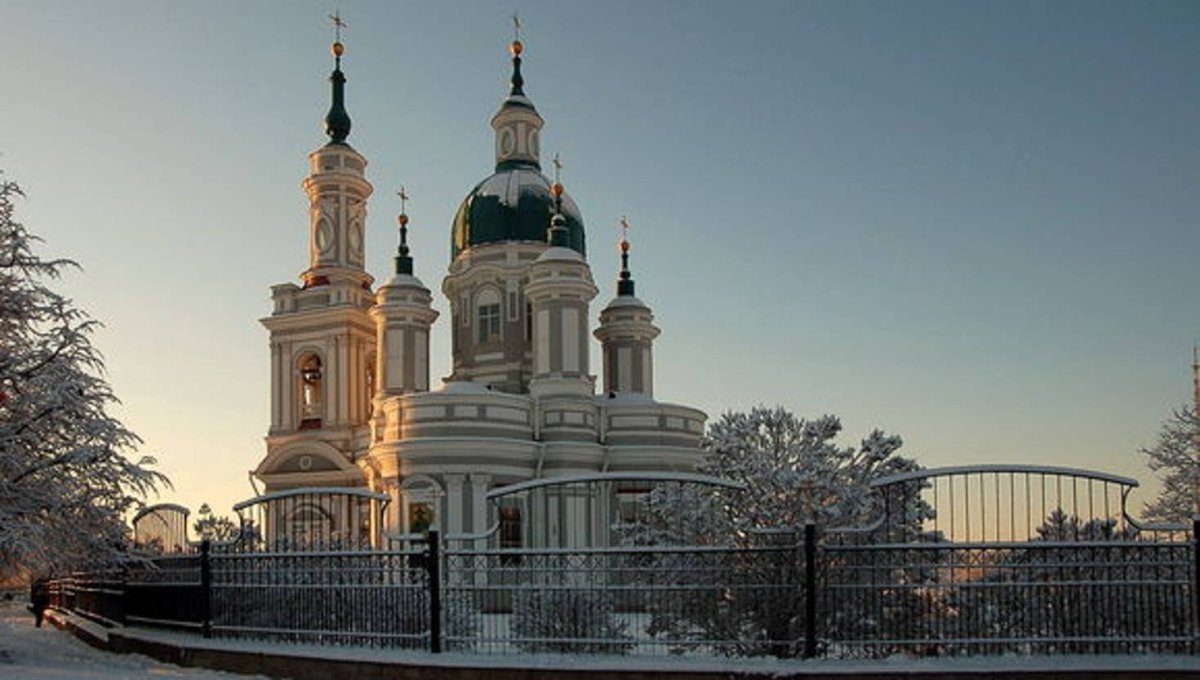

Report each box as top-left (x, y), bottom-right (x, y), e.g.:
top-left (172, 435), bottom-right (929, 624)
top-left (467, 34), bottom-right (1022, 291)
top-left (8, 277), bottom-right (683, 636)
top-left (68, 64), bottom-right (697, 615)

top-left (451, 164), bottom-right (586, 260)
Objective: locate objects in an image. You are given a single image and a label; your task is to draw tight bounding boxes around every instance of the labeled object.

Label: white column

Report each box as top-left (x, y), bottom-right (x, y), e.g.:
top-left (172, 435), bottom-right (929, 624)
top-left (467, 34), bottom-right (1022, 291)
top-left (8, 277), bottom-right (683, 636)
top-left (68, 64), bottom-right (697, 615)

top-left (446, 474), bottom-right (465, 537)
top-left (383, 479), bottom-right (402, 540)
top-left (281, 342), bottom-right (294, 430)
top-left (339, 333), bottom-right (351, 425)
top-left (469, 473), bottom-right (492, 551)
top-left (270, 343), bottom-right (281, 429)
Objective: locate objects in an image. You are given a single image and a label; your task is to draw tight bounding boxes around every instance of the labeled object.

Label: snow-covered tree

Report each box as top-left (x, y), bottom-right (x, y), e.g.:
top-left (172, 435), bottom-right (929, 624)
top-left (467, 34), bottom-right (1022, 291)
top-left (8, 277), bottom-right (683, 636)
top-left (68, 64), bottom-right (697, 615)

top-left (701, 408), bottom-right (923, 531)
top-left (192, 503), bottom-right (241, 543)
top-left (1141, 405), bottom-right (1200, 525)
top-left (0, 175), bottom-right (167, 579)
top-left (620, 406), bottom-right (925, 657)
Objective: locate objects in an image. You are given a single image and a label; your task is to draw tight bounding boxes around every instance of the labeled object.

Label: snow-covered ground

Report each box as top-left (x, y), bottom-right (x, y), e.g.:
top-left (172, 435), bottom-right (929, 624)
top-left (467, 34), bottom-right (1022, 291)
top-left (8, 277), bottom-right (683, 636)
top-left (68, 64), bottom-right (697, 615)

top-left (0, 599), bottom-right (271, 680)
top-left (7, 597), bottom-right (1200, 679)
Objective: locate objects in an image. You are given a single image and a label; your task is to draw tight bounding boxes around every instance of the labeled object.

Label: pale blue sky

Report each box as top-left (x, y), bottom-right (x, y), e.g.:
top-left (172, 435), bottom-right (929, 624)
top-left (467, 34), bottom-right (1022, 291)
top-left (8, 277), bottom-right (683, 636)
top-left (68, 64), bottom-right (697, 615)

top-left (3, 1), bottom-right (1198, 518)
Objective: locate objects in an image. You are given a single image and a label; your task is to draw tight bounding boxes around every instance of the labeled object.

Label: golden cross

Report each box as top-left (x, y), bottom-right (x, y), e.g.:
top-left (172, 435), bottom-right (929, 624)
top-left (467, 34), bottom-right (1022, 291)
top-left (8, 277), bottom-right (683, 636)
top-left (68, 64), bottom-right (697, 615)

top-left (552, 153), bottom-right (563, 183)
top-left (512, 12), bottom-right (521, 41)
top-left (329, 11), bottom-right (347, 42)
top-left (619, 216), bottom-right (630, 242)
top-left (397, 186), bottom-right (409, 213)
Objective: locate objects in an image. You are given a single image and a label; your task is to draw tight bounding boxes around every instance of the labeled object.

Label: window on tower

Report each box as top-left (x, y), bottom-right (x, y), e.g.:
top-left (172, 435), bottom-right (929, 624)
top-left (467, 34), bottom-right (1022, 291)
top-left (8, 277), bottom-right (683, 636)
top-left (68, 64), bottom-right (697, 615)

top-left (474, 288), bottom-right (503, 345)
top-left (478, 303), bottom-right (501, 343)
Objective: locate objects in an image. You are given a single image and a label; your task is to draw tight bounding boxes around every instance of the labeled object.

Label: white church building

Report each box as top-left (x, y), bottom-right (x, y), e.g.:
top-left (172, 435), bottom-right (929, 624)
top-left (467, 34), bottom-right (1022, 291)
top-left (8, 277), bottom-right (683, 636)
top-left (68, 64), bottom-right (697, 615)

top-left (251, 35), bottom-right (707, 544)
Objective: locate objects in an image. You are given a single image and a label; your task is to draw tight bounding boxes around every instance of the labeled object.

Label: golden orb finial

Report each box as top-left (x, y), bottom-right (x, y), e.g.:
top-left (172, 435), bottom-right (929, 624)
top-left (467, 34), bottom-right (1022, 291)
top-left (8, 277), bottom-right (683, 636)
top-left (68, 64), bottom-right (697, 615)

top-left (551, 181), bottom-right (564, 197)
top-left (398, 213), bottom-right (409, 226)
top-left (510, 40), bottom-right (523, 57)
top-left (332, 41), bottom-right (345, 57)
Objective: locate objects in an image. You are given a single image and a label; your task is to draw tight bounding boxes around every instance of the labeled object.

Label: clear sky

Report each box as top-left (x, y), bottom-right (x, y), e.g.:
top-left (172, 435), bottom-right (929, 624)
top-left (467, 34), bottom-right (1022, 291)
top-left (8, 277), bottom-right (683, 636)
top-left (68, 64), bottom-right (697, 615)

top-left (2, 1), bottom-right (1198, 520)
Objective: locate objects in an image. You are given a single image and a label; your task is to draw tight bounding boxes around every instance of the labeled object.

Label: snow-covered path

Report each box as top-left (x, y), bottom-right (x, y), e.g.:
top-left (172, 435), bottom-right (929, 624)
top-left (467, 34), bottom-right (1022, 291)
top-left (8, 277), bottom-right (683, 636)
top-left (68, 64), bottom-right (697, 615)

top-left (0, 600), bottom-right (271, 679)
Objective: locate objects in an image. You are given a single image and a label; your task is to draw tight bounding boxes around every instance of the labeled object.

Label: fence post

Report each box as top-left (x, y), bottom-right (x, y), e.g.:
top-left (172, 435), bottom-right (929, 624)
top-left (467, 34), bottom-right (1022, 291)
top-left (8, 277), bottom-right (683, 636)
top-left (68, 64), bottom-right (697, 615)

top-left (426, 529), bottom-right (442, 653)
top-left (1193, 515), bottom-right (1200, 652)
top-left (199, 539), bottom-right (212, 639)
top-left (803, 521), bottom-right (818, 659)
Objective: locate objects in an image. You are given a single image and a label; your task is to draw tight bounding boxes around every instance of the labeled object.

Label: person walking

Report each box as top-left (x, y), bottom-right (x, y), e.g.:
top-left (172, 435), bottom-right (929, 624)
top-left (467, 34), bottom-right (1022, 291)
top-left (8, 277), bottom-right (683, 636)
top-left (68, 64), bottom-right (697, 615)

top-left (29, 577), bottom-right (49, 628)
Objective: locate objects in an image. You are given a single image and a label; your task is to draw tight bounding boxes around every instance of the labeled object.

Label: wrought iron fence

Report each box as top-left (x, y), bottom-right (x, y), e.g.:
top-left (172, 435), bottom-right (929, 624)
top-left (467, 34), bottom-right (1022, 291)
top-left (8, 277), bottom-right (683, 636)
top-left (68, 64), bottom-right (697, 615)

top-left (442, 539), bottom-right (804, 656)
top-left (820, 538), bottom-right (1194, 657)
top-left (209, 544), bottom-right (430, 648)
top-left (40, 468), bottom-right (1200, 659)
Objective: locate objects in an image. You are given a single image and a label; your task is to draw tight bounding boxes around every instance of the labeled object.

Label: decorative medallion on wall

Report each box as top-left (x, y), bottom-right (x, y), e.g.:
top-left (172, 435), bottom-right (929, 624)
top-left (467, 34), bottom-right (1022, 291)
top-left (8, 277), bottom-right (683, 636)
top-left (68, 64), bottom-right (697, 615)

top-left (348, 221), bottom-right (363, 259)
top-left (315, 219), bottom-right (334, 253)
top-left (499, 128), bottom-right (516, 157)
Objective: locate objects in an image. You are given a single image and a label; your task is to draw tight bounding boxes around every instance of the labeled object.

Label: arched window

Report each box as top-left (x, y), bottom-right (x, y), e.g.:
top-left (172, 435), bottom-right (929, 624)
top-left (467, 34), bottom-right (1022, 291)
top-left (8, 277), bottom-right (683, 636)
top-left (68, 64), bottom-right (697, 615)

top-left (476, 288), bottom-right (502, 344)
top-left (298, 354), bottom-right (323, 429)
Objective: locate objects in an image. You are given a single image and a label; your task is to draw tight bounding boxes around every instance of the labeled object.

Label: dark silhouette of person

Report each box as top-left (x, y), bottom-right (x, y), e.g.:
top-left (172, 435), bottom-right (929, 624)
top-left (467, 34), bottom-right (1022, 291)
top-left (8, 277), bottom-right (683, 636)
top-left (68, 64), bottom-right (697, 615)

top-left (29, 577), bottom-right (49, 628)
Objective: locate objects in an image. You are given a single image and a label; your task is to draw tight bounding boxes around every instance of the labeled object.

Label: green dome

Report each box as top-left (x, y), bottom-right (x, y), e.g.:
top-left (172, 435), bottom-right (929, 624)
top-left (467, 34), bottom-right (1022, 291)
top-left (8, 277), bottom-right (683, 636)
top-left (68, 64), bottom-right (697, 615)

top-left (451, 163), bottom-right (586, 260)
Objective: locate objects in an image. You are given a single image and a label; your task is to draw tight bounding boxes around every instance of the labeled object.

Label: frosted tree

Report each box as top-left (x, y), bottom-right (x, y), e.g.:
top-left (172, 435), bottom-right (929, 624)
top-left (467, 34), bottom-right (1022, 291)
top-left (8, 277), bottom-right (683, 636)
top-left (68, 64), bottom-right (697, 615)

top-left (701, 407), bottom-right (923, 531)
top-left (192, 503), bottom-right (242, 542)
top-left (0, 175), bottom-right (168, 579)
top-left (621, 406), bottom-right (925, 657)
top-left (1141, 405), bottom-right (1200, 525)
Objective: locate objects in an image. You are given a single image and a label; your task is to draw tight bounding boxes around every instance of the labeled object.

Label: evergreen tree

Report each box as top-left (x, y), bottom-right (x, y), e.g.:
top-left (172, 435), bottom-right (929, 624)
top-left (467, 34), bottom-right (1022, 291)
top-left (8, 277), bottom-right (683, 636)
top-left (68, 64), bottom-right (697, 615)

top-left (1141, 405), bottom-right (1200, 525)
top-left (192, 503), bottom-right (242, 542)
top-left (0, 175), bottom-right (167, 578)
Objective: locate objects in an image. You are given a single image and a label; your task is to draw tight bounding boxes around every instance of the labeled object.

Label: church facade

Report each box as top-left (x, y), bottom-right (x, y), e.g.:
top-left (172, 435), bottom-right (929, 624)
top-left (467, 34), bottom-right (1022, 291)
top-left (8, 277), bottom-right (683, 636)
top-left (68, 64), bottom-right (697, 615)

top-left (252, 35), bottom-right (706, 544)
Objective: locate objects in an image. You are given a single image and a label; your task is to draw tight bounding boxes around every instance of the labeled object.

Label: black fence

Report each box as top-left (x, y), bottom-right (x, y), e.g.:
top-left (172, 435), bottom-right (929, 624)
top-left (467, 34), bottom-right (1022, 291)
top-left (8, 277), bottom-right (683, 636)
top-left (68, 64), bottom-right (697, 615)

top-left (43, 469), bottom-right (1200, 659)
top-left (46, 521), bottom-right (1200, 659)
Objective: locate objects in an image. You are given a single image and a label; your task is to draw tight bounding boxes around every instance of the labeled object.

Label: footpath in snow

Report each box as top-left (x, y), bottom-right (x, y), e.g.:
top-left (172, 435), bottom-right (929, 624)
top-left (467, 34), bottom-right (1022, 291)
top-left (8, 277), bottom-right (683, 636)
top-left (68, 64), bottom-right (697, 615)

top-left (0, 599), bottom-right (269, 680)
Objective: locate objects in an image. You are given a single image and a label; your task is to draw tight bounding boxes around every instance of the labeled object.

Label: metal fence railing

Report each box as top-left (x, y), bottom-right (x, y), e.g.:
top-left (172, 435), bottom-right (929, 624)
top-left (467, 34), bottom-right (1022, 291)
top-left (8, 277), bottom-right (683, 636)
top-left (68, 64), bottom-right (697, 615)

top-left (40, 470), bottom-right (1200, 660)
top-left (209, 545), bottom-right (429, 648)
top-left (443, 541), bottom-right (804, 656)
top-left (820, 539), bottom-right (1194, 657)
top-left (46, 523), bottom-right (1199, 659)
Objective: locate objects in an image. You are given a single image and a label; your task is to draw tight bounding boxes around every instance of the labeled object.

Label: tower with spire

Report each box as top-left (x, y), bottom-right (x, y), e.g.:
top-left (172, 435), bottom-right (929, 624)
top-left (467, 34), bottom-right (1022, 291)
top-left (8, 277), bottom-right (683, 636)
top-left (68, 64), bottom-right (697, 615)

top-left (369, 190), bottom-right (438, 423)
top-left (594, 218), bottom-right (661, 399)
top-left (254, 21), bottom-right (708, 545)
top-left (256, 22), bottom-right (378, 492)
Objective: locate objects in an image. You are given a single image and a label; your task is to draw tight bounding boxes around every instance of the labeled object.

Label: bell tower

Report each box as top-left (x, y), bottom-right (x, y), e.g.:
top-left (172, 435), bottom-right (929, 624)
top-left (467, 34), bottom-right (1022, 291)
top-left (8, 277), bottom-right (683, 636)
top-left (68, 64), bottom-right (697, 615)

top-left (256, 26), bottom-right (376, 492)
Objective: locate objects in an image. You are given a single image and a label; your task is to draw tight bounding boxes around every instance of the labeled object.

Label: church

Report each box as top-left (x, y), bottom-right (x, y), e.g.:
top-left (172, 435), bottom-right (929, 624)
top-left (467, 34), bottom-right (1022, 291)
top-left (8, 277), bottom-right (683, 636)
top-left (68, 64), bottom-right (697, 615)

top-left (251, 31), bottom-right (707, 543)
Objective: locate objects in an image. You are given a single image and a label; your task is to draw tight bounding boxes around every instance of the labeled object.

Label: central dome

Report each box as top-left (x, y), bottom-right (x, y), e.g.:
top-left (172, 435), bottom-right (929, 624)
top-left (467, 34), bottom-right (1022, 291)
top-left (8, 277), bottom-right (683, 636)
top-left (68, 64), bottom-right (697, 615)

top-left (451, 164), bottom-right (586, 260)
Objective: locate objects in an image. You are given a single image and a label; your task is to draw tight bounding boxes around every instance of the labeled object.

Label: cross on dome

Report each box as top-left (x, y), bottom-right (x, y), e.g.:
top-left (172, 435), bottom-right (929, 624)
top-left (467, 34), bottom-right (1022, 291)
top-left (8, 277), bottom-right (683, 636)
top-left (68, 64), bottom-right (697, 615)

top-left (329, 11), bottom-right (347, 42)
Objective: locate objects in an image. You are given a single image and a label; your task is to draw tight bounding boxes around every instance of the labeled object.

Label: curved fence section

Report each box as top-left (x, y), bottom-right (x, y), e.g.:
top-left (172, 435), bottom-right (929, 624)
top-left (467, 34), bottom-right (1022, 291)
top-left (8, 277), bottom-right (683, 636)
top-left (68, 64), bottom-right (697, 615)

top-left (44, 468), bottom-right (1200, 660)
top-left (131, 503), bottom-right (193, 554)
top-left (822, 464), bottom-right (1196, 657)
top-left (232, 487), bottom-right (390, 552)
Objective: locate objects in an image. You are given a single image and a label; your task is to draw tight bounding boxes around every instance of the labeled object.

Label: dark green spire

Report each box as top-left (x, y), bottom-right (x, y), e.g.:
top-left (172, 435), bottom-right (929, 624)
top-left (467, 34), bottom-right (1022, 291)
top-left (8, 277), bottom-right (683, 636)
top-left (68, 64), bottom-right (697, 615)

top-left (395, 188), bottom-right (413, 275)
top-left (324, 43), bottom-right (351, 145)
top-left (509, 42), bottom-right (526, 96)
top-left (509, 14), bottom-right (526, 96)
top-left (617, 217), bottom-right (635, 296)
top-left (547, 156), bottom-right (569, 247)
